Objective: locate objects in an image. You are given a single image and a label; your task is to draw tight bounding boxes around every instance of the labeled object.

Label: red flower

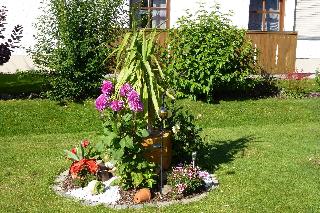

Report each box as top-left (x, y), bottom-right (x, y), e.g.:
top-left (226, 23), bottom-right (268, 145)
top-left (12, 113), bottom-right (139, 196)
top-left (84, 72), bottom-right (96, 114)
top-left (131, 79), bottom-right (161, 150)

top-left (69, 158), bottom-right (98, 179)
top-left (85, 159), bottom-right (98, 174)
top-left (70, 160), bottom-right (85, 179)
top-left (71, 147), bottom-right (77, 154)
top-left (81, 139), bottom-right (90, 148)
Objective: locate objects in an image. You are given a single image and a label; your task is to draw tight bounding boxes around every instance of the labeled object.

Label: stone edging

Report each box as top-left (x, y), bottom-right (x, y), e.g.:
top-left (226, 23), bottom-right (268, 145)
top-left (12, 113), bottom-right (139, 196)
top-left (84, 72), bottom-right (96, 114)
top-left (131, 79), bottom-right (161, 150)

top-left (52, 170), bottom-right (219, 209)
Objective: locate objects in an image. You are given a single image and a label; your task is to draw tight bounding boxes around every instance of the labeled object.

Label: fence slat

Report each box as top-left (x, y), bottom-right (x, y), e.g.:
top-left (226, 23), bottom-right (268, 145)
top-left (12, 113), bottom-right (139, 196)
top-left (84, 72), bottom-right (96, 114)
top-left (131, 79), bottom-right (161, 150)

top-left (246, 31), bottom-right (297, 74)
top-left (154, 30), bottom-right (297, 74)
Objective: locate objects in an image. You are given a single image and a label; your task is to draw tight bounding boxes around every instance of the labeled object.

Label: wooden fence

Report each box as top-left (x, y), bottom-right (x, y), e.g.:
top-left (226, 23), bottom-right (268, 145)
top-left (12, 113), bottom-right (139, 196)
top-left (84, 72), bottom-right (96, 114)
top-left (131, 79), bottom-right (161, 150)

top-left (246, 31), bottom-right (297, 74)
top-left (152, 30), bottom-right (297, 75)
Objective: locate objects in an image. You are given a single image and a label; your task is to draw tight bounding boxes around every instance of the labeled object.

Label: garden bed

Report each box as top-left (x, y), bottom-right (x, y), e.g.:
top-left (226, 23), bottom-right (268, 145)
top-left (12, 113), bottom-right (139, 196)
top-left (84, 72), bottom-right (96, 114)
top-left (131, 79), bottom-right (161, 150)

top-left (52, 170), bottom-right (219, 209)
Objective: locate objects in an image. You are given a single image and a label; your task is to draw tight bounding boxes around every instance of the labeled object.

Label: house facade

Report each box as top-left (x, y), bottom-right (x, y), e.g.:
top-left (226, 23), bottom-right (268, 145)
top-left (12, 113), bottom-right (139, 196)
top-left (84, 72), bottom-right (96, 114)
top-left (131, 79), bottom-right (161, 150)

top-left (1, 0), bottom-right (319, 73)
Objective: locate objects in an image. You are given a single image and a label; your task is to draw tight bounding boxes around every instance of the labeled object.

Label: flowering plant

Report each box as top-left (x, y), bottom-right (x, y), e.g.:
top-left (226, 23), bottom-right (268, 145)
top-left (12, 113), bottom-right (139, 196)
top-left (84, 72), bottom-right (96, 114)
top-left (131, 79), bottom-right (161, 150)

top-left (167, 164), bottom-right (206, 196)
top-left (95, 80), bottom-right (156, 190)
top-left (64, 139), bottom-right (99, 186)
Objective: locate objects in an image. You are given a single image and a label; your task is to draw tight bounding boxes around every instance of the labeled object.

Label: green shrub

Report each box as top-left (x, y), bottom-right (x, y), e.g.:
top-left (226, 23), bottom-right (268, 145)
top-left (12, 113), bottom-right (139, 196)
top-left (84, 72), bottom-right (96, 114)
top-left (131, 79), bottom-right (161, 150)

top-left (163, 5), bottom-right (257, 102)
top-left (316, 67), bottom-right (320, 89)
top-left (30, 0), bottom-right (128, 101)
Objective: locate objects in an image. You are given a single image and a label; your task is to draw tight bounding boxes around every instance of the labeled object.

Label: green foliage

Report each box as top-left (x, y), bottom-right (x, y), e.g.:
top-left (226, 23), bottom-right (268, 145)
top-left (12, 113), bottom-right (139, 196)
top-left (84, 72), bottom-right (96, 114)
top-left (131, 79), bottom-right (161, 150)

top-left (72, 173), bottom-right (96, 188)
top-left (163, 5), bottom-right (257, 102)
top-left (92, 181), bottom-right (106, 195)
top-left (0, 72), bottom-right (48, 99)
top-left (31, 0), bottom-right (127, 101)
top-left (315, 68), bottom-right (320, 89)
top-left (111, 29), bottom-right (172, 126)
top-left (117, 159), bottom-right (156, 190)
top-left (100, 107), bottom-right (157, 189)
top-left (160, 102), bottom-right (204, 164)
top-left (64, 139), bottom-right (99, 161)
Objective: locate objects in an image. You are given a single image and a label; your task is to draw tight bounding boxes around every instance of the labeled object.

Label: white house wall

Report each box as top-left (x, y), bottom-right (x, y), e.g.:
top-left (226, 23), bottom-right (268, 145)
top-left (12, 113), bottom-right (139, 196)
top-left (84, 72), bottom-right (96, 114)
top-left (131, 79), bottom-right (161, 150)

top-left (170, 0), bottom-right (250, 29)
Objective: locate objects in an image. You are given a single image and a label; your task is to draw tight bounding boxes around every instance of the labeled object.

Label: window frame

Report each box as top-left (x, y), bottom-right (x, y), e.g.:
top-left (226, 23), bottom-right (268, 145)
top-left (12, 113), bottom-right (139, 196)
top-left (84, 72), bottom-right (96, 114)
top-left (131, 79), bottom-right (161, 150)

top-left (130, 0), bottom-right (171, 29)
top-left (249, 0), bottom-right (285, 31)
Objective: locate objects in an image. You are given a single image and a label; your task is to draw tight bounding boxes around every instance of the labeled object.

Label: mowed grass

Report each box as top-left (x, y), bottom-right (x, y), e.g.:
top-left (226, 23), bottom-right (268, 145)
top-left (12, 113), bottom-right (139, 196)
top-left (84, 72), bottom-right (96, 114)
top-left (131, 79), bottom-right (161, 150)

top-left (0, 98), bottom-right (320, 212)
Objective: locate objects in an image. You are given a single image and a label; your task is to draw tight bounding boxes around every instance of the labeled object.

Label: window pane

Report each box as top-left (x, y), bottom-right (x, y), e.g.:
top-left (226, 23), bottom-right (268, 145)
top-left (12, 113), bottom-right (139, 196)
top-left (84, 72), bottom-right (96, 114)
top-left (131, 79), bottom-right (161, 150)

top-left (249, 0), bottom-right (262, 11)
top-left (152, 9), bottom-right (166, 29)
top-left (134, 9), bottom-right (150, 28)
top-left (152, 0), bottom-right (166, 8)
top-left (266, 0), bottom-right (279, 10)
top-left (248, 13), bottom-right (262, 30)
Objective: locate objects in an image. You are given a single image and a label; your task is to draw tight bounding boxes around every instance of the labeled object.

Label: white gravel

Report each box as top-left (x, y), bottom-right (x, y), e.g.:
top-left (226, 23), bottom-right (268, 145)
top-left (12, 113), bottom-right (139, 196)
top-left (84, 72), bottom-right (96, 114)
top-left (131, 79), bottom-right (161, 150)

top-left (66, 177), bottom-right (120, 205)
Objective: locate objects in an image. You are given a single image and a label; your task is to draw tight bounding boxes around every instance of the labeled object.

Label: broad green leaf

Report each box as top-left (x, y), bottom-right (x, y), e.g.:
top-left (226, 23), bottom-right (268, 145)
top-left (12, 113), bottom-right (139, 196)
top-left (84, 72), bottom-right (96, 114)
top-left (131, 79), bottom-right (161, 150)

top-left (64, 150), bottom-right (79, 161)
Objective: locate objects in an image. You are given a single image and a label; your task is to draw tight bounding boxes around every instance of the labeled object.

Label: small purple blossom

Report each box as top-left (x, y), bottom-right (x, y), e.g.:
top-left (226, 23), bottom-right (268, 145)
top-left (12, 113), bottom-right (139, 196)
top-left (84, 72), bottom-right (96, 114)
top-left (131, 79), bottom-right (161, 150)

top-left (198, 171), bottom-right (210, 179)
top-left (110, 100), bottom-right (124, 112)
top-left (127, 90), bottom-right (143, 112)
top-left (95, 94), bottom-right (109, 111)
top-left (120, 83), bottom-right (133, 97)
top-left (101, 80), bottom-right (114, 95)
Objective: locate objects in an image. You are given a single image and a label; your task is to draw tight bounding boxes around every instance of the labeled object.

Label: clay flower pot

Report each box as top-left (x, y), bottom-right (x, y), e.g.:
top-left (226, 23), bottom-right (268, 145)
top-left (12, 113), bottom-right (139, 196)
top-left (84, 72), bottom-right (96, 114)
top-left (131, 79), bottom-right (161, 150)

top-left (134, 188), bottom-right (151, 203)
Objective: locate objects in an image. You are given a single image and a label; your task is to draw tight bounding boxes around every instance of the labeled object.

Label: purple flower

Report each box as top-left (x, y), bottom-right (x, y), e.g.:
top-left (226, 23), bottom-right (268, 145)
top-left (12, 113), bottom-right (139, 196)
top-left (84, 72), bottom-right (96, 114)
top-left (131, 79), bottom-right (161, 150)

top-left (95, 94), bottom-right (109, 111)
top-left (101, 80), bottom-right (114, 95)
top-left (110, 100), bottom-right (124, 112)
top-left (120, 83), bottom-right (133, 97)
top-left (198, 171), bottom-right (210, 179)
top-left (127, 90), bottom-right (143, 112)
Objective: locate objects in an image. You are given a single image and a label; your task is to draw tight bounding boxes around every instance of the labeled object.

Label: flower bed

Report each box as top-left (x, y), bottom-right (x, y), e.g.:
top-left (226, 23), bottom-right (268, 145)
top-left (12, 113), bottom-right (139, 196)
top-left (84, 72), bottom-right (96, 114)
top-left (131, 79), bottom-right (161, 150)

top-left (53, 169), bottom-right (218, 208)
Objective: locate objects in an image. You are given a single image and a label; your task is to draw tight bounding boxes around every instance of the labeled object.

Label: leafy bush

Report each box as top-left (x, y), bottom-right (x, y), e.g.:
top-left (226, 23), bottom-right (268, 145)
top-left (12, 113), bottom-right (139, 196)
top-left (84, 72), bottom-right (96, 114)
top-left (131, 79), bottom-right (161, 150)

top-left (163, 5), bottom-right (257, 102)
top-left (316, 67), bottom-right (320, 89)
top-left (31, 0), bottom-right (128, 101)
top-left (155, 101), bottom-right (204, 164)
top-left (0, 71), bottom-right (48, 99)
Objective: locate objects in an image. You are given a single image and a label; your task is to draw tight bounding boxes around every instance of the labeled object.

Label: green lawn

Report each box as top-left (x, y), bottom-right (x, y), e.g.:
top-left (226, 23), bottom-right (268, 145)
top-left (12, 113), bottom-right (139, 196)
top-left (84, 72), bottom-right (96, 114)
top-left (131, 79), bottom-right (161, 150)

top-left (0, 98), bottom-right (320, 212)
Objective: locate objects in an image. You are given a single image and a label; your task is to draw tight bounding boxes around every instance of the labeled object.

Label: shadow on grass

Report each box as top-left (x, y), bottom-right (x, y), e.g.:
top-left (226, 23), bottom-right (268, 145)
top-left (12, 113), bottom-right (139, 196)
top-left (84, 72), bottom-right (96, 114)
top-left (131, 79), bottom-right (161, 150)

top-left (197, 136), bottom-right (254, 172)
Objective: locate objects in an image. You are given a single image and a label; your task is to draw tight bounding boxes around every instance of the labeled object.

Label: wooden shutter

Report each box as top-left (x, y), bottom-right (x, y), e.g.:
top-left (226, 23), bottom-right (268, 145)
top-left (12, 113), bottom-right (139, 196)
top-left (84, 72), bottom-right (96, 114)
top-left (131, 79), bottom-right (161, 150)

top-left (295, 0), bottom-right (320, 39)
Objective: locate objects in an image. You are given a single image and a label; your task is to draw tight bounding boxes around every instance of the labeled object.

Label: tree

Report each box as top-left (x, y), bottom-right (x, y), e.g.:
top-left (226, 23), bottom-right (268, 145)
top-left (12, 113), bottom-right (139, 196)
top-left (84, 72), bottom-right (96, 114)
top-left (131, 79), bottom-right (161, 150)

top-left (30, 0), bottom-right (128, 101)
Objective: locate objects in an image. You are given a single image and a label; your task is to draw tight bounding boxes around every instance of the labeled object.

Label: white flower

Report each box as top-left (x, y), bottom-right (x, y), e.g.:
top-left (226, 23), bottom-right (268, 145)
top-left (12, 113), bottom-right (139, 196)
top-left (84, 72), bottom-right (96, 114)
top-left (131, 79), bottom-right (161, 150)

top-left (172, 123), bottom-right (180, 134)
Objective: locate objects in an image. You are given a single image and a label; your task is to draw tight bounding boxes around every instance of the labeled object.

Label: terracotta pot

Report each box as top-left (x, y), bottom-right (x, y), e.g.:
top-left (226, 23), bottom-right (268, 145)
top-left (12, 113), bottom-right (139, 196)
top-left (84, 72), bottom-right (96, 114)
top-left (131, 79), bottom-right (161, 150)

top-left (134, 188), bottom-right (151, 203)
top-left (141, 130), bottom-right (172, 169)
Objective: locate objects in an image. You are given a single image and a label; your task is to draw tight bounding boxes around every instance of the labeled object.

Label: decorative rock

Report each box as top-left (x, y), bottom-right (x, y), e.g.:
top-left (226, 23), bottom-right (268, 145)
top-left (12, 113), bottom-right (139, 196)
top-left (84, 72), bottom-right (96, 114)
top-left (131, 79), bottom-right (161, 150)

top-left (162, 185), bottom-right (172, 195)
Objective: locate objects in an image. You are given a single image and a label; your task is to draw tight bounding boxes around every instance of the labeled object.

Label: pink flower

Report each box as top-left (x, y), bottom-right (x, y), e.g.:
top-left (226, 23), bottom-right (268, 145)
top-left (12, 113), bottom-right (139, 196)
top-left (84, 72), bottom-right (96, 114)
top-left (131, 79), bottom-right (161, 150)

top-left (127, 90), bottom-right (143, 112)
top-left (81, 139), bottom-right (89, 148)
top-left (120, 83), bottom-right (133, 97)
top-left (101, 80), bottom-right (114, 95)
top-left (95, 94), bottom-right (109, 111)
top-left (110, 100), bottom-right (124, 111)
top-left (176, 183), bottom-right (187, 194)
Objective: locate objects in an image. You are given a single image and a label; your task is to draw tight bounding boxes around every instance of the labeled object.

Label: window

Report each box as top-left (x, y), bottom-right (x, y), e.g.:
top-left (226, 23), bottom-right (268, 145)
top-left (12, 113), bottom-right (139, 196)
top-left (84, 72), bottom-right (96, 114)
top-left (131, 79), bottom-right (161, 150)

top-left (248, 0), bottom-right (285, 31)
top-left (130, 0), bottom-right (170, 29)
